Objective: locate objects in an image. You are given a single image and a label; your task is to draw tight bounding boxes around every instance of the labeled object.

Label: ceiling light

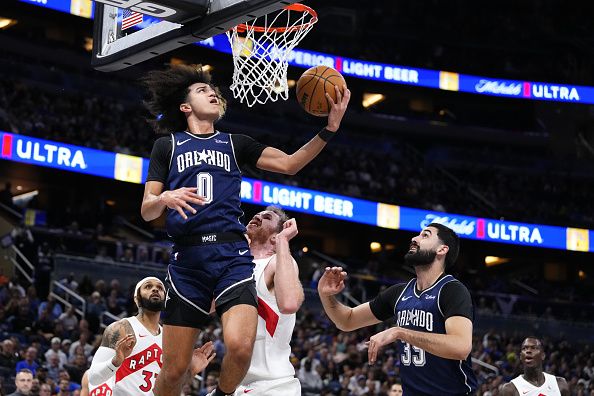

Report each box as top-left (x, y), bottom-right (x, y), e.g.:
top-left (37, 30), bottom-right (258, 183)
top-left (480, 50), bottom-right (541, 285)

top-left (484, 256), bottom-right (510, 267)
top-left (362, 93), bottom-right (385, 108)
top-left (0, 18), bottom-right (17, 30)
top-left (370, 242), bottom-right (381, 253)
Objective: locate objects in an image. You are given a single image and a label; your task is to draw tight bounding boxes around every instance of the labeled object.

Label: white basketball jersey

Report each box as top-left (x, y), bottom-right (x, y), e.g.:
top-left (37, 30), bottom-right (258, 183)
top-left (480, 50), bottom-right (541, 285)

top-left (242, 255), bottom-right (296, 384)
top-left (510, 373), bottom-right (561, 396)
top-left (114, 316), bottom-right (163, 395)
top-left (89, 377), bottom-right (115, 396)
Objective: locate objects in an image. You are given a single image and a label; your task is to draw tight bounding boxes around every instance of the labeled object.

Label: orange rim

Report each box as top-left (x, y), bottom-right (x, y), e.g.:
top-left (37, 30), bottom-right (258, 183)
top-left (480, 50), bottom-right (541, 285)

top-left (235, 3), bottom-right (317, 33)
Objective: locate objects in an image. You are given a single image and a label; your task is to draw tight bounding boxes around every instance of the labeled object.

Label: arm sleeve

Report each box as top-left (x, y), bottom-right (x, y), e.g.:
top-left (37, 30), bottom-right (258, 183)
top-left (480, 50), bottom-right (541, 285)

top-left (368, 283), bottom-right (406, 322)
top-left (146, 136), bottom-right (172, 183)
top-left (231, 134), bottom-right (268, 169)
top-left (88, 346), bottom-right (118, 385)
top-left (439, 281), bottom-right (474, 321)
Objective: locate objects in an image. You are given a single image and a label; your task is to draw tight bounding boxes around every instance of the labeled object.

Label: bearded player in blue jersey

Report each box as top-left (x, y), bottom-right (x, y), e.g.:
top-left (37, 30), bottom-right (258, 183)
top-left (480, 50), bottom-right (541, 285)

top-left (319, 223), bottom-right (478, 396)
top-left (140, 64), bottom-right (350, 396)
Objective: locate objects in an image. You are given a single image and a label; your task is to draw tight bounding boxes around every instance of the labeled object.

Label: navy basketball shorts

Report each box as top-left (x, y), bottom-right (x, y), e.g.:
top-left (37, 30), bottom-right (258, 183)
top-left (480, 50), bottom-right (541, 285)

top-left (162, 238), bottom-right (257, 328)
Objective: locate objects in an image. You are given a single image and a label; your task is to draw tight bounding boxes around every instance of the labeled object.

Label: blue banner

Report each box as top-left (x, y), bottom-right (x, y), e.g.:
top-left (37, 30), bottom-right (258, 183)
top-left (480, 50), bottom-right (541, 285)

top-left (240, 178), bottom-right (378, 226)
top-left (2, 133), bottom-right (593, 253)
top-left (0, 132), bottom-right (145, 183)
top-left (398, 208), bottom-right (568, 251)
top-left (21, 0), bottom-right (594, 104)
top-left (19, 0), bottom-right (94, 17)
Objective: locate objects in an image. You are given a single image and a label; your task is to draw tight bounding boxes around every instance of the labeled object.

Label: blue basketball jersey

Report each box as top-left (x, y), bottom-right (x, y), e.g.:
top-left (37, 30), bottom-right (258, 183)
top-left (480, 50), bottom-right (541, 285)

top-left (394, 275), bottom-right (477, 396)
top-left (166, 131), bottom-right (245, 238)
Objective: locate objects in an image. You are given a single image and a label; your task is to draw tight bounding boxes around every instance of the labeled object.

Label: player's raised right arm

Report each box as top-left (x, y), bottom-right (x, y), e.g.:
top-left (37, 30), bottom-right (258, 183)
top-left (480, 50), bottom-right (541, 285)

top-left (255, 85), bottom-right (350, 175)
top-left (318, 267), bottom-right (381, 332)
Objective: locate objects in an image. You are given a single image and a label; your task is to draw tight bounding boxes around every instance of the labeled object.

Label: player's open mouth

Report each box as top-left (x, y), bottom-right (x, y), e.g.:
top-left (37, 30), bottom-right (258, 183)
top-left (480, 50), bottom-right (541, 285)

top-left (248, 219), bottom-right (261, 227)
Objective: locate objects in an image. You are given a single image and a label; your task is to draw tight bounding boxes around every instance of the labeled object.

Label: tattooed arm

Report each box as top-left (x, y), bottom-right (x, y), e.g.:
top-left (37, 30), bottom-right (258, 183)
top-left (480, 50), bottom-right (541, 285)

top-left (89, 319), bottom-right (136, 384)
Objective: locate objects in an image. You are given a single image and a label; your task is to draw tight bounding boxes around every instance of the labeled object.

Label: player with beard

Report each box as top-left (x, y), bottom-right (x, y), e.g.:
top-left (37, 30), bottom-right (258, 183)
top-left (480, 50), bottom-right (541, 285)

top-left (88, 277), bottom-right (215, 395)
top-left (318, 223), bottom-right (477, 396)
top-left (235, 206), bottom-right (303, 395)
top-left (501, 337), bottom-right (569, 396)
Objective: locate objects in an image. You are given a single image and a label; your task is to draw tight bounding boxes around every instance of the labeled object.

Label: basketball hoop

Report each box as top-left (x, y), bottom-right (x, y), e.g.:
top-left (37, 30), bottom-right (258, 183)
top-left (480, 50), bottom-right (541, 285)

top-left (226, 3), bottom-right (317, 107)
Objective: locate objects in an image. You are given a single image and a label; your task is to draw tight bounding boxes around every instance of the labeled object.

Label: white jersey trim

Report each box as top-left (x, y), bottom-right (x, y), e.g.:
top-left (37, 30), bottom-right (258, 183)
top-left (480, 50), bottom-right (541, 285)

top-left (168, 133), bottom-right (175, 171)
top-left (167, 267), bottom-right (210, 316)
top-left (214, 275), bottom-right (255, 302)
top-left (436, 278), bottom-right (457, 318)
top-left (183, 130), bottom-right (220, 140)
top-left (413, 274), bottom-right (453, 298)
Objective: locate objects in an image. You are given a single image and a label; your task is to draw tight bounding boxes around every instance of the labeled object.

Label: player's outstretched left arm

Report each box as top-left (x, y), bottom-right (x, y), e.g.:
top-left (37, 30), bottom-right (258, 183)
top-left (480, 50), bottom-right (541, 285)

top-left (367, 316), bottom-right (473, 364)
top-left (273, 219), bottom-right (304, 314)
top-left (499, 382), bottom-right (519, 396)
top-left (189, 342), bottom-right (216, 376)
top-left (557, 377), bottom-right (570, 396)
top-left (255, 85), bottom-right (351, 175)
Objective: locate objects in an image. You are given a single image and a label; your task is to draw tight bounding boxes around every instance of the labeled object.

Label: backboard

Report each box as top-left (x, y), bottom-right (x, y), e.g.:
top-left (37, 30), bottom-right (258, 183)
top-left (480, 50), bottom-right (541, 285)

top-left (92, 0), bottom-right (300, 72)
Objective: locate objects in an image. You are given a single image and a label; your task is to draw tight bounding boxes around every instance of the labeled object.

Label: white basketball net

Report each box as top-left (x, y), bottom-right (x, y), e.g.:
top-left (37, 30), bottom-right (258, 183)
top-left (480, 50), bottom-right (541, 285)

top-left (226, 4), bottom-right (317, 107)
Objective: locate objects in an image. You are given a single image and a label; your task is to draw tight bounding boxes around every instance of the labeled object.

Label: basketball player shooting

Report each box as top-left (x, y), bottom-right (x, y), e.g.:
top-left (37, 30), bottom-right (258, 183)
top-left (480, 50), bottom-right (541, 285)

top-left (318, 223), bottom-right (478, 396)
top-left (139, 64), bottom-right (349, 396)
top-left (235, 206), bottom-right (303, 395)
top-left (87, 277), bottom-right (216, 395)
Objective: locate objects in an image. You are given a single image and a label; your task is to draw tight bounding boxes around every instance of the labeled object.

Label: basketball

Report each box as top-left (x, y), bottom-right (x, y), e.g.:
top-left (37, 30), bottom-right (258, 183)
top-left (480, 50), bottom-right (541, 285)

top-left (296, 65), bottom-right (347, 117)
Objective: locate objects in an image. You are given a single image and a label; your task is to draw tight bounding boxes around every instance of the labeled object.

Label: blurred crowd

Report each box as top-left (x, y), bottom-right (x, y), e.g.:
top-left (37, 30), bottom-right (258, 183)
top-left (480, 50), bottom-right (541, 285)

top-left (2, 68), bottom-right (594, 228)
top-left (1, 272), bottom-right (593, 395)
top-left (305, 0), bottom-right (594, 85)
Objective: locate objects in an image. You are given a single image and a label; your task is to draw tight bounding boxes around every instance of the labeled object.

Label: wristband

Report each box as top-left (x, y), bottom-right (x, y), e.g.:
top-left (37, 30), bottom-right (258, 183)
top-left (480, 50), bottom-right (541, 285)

top-left (317, 128), bottom-right (335, 142)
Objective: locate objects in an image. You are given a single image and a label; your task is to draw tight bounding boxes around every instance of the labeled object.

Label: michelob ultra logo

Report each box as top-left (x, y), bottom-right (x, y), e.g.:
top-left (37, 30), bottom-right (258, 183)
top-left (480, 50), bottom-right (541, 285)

top-left (1, 133), bottom-right (87, 169)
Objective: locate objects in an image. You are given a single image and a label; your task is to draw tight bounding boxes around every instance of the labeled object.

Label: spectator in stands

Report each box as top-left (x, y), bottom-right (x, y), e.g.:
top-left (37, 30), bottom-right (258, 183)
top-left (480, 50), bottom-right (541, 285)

top-left (15, 347), bottom-right (39, 375)
top-left (108, 279), bottom-right (124, 302)
top-left (298, 358), bottom-right (323, 394)
top-left (8, 300), bottom-right (35, 334)
top-left (56, 378), bottom-right (74, 396)
top-left (202, 373), bottom-right (218, 395)
top-left (45, 353), bottom-right (61, 382)
top-left (119, 247), bottom-right (135, 263)
top-left (37, 295), bottom-right (62, 321)
top-left (388, 382), bottom-right (403, 396)
top-left (4, 287), bottom-right (25, 317)
top-left (93, 246), bottom-right (113, 263)
top-left (348, 374), bottom-right (369, 395)
top-left (39, 383), bottom-right (52, 396)
top-left (56, 369), bottom-right (81, 393)
top-left (85, 292), bottom-right (104, 332)
top-left (60, 339), bottom-right (72, 358)
top-left (45, 337), bottom-right (68, 368)
top-left (24, 287), bottom-right (40, 317)
top-left (8, 368), bottom-right (33, 396)
top-left (59, 274), bottom-right (78, 292)
top-left (57, 306), bottom-right (79, 338)
top-left (69, 331), bottom-right (93, 359)
top-left (105, 291), bottom-right (123, 317)
top-left (64, 353), bottom-right (87, 384)
top-left (34, 306), bottom-right (56, 340)
top-left (0, 339), bottom-right (19, 371)
top-left (33, 367), bottom-right (49, 389)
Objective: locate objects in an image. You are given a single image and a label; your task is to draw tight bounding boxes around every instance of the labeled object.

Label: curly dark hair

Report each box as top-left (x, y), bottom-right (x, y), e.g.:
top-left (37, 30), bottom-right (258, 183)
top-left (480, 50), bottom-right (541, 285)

top-left (140, 64), bottom-right (227, 134)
